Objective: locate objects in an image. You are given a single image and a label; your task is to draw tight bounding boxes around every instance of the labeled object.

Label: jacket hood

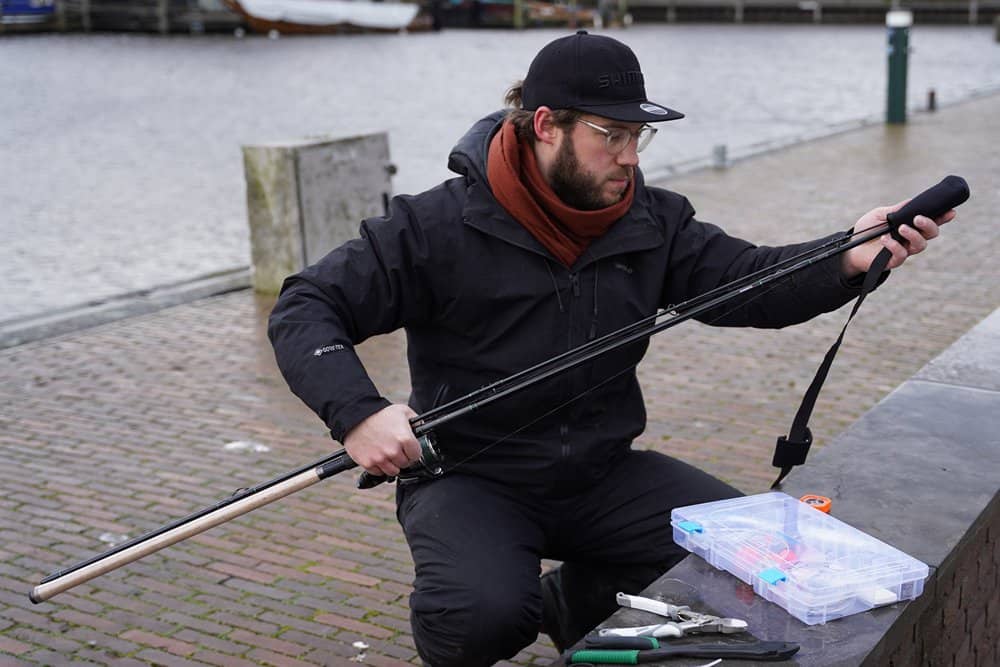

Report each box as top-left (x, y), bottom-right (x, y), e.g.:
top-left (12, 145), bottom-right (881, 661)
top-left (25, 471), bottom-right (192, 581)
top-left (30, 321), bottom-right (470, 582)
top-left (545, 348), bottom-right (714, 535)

top-left (447, 110), bottom-right (505, 185)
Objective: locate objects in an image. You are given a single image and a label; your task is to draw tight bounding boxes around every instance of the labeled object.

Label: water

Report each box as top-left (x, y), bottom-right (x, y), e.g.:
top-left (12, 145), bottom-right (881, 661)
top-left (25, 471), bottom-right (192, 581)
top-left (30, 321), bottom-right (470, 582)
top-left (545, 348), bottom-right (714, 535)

top-left (2, 25), bottom-right (998, 322)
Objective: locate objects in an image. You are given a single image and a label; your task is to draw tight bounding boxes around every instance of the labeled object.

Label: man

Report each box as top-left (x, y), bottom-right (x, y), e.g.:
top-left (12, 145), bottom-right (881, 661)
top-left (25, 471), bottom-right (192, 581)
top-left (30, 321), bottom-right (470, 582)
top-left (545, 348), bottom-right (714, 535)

top-left (268, 31), bottom-right (951, 666)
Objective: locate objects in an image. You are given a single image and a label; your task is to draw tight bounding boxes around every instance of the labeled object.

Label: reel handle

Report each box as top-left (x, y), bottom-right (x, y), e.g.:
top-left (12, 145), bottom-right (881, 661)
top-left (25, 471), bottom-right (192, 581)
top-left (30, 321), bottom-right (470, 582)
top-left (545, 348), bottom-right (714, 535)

top-left (356, 433), bottom-right (444, 489)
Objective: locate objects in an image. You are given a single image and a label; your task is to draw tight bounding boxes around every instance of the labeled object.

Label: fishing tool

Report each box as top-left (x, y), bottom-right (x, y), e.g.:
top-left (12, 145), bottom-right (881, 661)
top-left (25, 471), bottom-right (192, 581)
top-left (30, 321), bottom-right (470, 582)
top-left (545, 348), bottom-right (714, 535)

top-left (566, 639), bottom-right (800, 663)
top-left (607, 592), bottom-right (748, 638)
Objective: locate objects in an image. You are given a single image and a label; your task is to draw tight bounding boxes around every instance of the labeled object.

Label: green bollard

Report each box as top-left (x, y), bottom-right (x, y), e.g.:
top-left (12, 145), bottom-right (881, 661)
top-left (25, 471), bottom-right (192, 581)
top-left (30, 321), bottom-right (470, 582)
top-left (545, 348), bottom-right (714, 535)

top-left (886, 10), bottom-right (913, 125)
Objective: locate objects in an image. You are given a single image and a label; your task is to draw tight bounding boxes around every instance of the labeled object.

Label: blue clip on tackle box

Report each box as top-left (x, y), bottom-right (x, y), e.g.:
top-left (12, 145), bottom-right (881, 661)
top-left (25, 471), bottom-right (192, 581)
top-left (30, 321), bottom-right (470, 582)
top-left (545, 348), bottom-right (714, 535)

top-left (671, 492), bottom-right (929, 625)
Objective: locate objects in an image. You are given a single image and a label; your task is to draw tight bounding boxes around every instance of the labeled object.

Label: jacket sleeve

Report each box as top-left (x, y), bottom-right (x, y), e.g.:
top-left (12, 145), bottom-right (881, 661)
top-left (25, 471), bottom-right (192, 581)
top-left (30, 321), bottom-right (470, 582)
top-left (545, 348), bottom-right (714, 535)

top-left (267, 195), bottom-right (435, 442)
top-left (661, 195), bottom-right (882, 328)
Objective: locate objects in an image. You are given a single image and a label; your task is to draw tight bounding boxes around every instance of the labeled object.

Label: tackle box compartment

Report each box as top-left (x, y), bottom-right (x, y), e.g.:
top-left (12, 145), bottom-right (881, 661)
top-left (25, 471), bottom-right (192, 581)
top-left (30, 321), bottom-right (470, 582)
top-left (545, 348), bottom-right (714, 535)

top-left (671, 492), bottom-right (929, 625)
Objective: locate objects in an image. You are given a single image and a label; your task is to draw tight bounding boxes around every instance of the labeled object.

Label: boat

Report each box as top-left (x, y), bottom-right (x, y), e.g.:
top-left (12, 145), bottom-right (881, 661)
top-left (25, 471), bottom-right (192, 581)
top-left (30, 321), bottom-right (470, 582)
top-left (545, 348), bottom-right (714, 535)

top-left (221, 0), bottom-right (427, 34)
top-left (0, 0), bottom-right (55, 25)
top-left (436, 0), bottom-right (599, 29)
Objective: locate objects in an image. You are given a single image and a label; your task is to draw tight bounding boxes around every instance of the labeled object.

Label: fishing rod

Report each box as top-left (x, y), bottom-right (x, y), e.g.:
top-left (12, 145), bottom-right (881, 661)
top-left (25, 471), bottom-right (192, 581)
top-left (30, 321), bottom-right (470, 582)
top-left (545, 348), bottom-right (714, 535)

top-left (403, 174), bottom-right (970, 441)
top-left (30, 175), bottom-right (969, 604)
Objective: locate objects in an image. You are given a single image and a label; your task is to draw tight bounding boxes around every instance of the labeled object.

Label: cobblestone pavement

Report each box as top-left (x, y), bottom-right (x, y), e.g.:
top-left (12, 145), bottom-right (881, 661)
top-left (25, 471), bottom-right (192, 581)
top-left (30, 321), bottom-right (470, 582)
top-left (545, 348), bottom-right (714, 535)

top-left (1, 94), bottom-right (998, 666)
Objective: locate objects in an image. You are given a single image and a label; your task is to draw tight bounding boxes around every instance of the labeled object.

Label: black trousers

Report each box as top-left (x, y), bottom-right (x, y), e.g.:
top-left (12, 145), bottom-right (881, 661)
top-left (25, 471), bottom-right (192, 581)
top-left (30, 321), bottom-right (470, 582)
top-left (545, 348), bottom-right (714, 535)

top-left (395, 450), bottom-right (741, 666)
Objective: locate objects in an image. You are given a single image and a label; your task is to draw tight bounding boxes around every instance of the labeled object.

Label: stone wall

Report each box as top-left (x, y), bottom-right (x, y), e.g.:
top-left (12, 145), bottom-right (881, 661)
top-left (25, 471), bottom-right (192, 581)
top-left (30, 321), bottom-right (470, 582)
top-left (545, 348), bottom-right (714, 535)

top-left (878, 496), bottom-right (998, 666)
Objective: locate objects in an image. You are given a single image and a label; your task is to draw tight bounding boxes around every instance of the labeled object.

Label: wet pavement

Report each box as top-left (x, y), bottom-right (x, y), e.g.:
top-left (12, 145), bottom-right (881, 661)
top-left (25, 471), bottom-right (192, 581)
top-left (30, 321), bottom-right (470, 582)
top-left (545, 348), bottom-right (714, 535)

top-left (3, 25), bottom-right (1000, 327)
top-left (1, 81), bottom-right (999, 666)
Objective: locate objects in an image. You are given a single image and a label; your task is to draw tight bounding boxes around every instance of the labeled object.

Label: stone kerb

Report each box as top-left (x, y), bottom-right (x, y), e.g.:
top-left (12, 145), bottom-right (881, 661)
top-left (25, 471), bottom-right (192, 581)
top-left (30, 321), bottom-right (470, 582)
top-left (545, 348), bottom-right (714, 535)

top-left (559, 307), bottom-right (1000, 666)
top-left (242, 132), bottom-right (394, 294)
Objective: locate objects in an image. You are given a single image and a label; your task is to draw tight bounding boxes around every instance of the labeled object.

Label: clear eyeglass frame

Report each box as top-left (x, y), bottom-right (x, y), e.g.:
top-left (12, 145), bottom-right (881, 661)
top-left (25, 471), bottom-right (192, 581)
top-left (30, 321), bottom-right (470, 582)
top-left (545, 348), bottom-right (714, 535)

top-left (577, 118), bottom-right (658, 155)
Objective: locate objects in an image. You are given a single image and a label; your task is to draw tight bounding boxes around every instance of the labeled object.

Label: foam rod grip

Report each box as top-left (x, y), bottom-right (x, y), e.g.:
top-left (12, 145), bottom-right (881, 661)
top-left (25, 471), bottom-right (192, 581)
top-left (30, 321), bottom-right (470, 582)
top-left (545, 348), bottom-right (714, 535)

top-left (886, 175), bottom-right (970, 241)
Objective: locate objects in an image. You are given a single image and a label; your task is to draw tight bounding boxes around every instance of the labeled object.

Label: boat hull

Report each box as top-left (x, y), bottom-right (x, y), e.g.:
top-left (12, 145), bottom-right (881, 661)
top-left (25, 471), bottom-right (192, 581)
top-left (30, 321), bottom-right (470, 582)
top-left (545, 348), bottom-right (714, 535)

top-left (222, 0), bottom-right (427, 34)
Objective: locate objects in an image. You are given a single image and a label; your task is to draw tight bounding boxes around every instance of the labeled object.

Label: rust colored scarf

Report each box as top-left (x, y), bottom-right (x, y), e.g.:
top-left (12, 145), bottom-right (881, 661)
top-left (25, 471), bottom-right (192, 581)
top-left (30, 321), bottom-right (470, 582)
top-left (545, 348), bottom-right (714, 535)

top-left (486, 120), bottom-right (634, 268)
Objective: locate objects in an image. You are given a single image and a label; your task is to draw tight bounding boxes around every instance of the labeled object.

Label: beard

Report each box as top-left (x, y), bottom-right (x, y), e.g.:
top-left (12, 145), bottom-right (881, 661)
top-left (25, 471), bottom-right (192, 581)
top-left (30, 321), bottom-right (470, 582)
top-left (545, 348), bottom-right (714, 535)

top-left (548, 136), bottom-right (630, 211)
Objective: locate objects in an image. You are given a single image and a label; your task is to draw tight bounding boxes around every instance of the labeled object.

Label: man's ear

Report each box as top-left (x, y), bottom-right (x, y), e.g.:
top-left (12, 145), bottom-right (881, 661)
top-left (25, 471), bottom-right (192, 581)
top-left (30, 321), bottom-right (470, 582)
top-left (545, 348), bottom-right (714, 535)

top-left (532, 107), bottom-right (561, 146)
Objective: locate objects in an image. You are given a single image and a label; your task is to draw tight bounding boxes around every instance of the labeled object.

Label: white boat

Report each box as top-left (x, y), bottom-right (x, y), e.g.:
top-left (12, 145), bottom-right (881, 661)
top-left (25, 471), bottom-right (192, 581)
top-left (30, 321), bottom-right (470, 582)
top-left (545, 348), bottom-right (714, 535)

top-left (223, 0), bottom-right (424, 34)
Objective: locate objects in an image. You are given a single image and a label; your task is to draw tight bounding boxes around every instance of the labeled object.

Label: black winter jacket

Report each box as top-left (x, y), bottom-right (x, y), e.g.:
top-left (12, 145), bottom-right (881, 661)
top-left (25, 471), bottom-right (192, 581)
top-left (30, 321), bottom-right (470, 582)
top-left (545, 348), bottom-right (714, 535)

top-left (268, 112), bottom-right (865, 494)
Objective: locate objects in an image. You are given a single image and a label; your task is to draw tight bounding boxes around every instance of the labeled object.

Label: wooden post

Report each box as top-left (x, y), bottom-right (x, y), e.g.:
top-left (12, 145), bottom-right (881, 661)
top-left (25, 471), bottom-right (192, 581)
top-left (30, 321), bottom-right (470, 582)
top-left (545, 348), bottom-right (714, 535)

top-left (56, 0), bottom-right (67, 31)
top-left (513, 0), bottom-right (524, 29)
top-left (157, 0), bottom-right (169, 34)
top-left (82, 0), bottom-right (92, 32)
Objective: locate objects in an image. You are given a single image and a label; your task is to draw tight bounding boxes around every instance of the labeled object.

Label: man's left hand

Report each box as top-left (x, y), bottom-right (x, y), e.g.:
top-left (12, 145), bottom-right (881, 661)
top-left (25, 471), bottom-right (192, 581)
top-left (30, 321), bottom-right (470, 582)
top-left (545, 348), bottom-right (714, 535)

top-left (841, 200), bottom-right (956, 278)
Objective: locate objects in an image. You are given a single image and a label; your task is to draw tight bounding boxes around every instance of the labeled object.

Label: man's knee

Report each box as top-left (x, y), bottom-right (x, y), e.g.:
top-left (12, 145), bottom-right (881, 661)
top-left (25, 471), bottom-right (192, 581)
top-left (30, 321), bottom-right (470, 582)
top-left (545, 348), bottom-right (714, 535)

top-left (410, 582), bottom-right (541, 667)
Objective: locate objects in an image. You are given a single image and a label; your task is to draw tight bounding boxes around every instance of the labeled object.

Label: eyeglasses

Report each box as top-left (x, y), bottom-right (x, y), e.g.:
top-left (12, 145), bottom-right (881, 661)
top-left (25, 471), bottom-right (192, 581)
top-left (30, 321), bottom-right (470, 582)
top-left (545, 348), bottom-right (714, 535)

top-left (576, 119), bottom-right (658, 155)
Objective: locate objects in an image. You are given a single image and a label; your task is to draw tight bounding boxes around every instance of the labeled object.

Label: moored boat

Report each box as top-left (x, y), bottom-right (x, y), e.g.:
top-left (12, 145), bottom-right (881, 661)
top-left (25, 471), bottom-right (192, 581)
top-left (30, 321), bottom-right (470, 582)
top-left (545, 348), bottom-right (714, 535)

top-left (221, 0), bottom-right (426, 34)
top-left (435, 0), bottom-right (598, 29)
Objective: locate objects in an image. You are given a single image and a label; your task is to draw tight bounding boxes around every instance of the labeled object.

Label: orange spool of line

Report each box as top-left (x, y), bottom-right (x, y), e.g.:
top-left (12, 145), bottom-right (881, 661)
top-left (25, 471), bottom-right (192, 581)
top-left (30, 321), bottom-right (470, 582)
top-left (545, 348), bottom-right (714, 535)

top-left (800, 494), bottom-right (832, 513)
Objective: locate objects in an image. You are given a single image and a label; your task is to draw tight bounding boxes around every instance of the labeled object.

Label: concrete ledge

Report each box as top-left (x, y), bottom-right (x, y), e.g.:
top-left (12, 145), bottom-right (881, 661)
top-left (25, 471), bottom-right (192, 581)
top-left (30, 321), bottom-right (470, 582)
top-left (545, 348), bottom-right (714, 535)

top-left (558, 307), bottom-right (1000, 665)
top-left (0, 267), bottom-right (251, 350)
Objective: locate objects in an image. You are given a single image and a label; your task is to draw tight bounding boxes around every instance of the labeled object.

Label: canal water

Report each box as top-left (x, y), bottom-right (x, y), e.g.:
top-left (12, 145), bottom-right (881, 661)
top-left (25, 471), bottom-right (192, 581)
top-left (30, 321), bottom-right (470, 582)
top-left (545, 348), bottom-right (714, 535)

top-left (2, 25), bottom-right (999, 322)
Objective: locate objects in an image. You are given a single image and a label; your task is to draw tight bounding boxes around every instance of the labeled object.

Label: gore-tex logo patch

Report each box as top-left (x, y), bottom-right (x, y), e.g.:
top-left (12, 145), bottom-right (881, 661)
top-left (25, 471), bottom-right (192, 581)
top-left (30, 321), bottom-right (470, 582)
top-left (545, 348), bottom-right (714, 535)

top-left (598, 70), bottom-right (643, 88)
top-left (313, 344), bottom-right (345, 357)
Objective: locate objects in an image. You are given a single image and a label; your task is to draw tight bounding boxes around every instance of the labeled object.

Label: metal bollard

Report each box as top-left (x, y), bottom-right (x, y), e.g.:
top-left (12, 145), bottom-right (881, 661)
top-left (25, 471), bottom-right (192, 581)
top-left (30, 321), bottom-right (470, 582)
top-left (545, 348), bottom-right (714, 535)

top-left (886, 10), bottom-right (912, 125)
top-left (927, 88), bottom-right (936, 112)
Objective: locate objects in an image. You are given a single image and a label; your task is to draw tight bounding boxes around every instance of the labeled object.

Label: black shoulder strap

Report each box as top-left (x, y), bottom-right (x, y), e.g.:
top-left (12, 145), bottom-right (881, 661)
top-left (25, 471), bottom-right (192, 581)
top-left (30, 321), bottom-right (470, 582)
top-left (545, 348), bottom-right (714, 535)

top-left (771, 246), bottom-right (893, 488)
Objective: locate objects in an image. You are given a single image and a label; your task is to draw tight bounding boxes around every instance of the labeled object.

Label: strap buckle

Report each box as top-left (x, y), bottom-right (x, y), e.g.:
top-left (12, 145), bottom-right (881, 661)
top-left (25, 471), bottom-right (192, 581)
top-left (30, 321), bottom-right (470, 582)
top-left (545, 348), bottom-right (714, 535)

top-left (771, 427), bottom-right (813, 468)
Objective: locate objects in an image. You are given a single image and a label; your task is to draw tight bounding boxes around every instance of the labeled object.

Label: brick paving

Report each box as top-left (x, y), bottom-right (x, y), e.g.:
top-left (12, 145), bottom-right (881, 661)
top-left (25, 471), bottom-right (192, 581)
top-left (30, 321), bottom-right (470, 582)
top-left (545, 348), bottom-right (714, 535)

top-left (1, 93), bottom-right (998, 666)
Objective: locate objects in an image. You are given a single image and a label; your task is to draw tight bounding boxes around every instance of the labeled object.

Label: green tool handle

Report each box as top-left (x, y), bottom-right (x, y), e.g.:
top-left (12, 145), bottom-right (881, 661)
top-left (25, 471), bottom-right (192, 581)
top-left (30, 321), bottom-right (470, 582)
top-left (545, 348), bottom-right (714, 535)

top-left (584, 636), bottom-right (660, 650)
top-left (568, 649), bottom-right (641, 665)
top-left (568, 640), bottom-right (800, 663)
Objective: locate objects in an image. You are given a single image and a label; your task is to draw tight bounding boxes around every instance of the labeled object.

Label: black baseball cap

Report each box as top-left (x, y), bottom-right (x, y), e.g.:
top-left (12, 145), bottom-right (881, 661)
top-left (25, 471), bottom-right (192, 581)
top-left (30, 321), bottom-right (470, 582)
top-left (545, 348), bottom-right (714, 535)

top-left (521, 30), bottom-right (683, 123)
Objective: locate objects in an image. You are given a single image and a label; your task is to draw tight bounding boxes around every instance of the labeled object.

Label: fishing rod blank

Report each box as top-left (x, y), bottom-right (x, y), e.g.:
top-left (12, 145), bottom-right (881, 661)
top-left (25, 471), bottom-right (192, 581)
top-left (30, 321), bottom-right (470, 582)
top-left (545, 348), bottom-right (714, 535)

top-left (410, 175), bottom-right (969, 438)
top-left (411, 175), bottom-right (969, 434)
top-left (30, 435), bottom-right (442, 604)
top-left (30, 450), bottom-right (357, 603)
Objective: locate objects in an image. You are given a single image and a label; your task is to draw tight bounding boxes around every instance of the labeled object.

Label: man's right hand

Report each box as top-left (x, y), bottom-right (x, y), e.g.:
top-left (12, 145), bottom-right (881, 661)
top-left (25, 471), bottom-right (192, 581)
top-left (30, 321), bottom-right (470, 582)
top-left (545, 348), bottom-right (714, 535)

top-left (343, 404), bottom-right (421, 478)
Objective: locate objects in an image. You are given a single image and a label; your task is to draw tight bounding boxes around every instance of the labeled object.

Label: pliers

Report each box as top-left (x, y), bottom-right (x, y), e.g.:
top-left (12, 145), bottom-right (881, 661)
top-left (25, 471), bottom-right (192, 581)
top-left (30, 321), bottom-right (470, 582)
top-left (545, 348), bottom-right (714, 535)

top-left (601, 592), bottom-right (749, 638)
top-left (561, 592), bottom-right (801, 664)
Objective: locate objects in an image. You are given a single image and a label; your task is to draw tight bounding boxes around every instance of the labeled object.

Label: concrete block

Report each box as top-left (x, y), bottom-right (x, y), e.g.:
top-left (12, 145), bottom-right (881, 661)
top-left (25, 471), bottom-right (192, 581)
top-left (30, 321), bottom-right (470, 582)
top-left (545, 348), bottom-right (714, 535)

top-left (241, 133), bottom-right (393, 294)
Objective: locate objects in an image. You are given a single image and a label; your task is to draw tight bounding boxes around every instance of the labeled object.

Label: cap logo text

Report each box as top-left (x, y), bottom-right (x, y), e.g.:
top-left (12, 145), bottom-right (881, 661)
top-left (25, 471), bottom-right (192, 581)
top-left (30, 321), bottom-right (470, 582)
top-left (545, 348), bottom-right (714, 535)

top-left (598, 70), bottom-right (644, 88)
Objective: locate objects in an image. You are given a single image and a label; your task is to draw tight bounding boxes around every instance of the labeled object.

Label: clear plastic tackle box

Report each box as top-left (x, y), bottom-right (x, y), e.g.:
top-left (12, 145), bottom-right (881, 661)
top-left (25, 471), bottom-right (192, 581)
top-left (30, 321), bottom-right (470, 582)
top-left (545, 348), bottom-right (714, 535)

top-left (671, 492), bottom-right (929, 625)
